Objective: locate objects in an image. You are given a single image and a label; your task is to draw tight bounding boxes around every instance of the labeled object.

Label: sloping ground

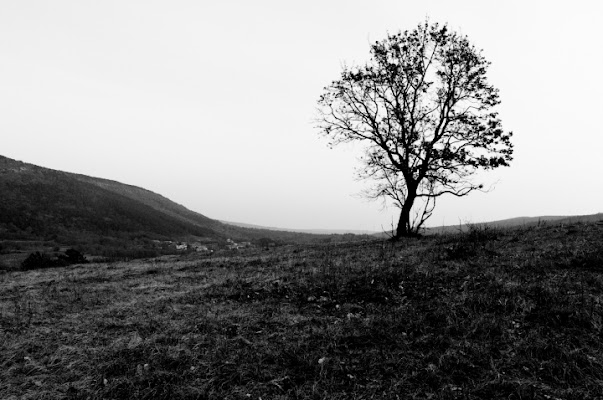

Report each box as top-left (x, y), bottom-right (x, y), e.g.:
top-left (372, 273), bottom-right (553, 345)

top-left (0, 155), bottom-right (222, 244)
top-left (424, 212), bottom-right (603, 235)
top-left (73, 174), bottom-right (219, 232)
top-left (1, 221), bottom-right (603, 399)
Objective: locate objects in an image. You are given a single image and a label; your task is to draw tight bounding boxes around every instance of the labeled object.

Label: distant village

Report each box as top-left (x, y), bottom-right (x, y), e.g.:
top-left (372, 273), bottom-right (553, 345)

top-left (151, 238), bottom-right (257, 254)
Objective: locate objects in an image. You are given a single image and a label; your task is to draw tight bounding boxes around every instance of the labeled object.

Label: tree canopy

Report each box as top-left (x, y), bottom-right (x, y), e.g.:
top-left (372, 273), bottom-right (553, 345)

top-left (317, 21), bottom-right (513, 237)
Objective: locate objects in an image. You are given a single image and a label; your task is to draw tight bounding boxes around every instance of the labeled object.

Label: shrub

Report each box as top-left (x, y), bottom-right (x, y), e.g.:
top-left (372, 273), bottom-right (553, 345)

top-left (21, 252), bottom-right (56, 270)
top-left (21, 249), bottom-right (88, 270)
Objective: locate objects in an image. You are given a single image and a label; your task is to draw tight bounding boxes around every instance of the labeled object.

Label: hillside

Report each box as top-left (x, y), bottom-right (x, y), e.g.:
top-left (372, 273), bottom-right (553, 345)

top-left (424, 213), bottom-right (603, 235)
top-left (0, 155), bottom-right (225, 254)
top-left (2, 221), bottom-right (603, 398)
top-left (73, 174), bottom-right (219, 232)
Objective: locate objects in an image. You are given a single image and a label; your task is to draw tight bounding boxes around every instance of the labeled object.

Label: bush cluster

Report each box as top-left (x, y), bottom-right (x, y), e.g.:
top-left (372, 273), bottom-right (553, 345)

top-left (20, 248), bottom-right (88, 270)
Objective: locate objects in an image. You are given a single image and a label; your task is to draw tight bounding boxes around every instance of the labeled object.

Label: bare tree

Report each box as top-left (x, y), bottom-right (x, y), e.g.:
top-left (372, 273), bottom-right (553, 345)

top-left (317, 21), bottom-right (513, 238)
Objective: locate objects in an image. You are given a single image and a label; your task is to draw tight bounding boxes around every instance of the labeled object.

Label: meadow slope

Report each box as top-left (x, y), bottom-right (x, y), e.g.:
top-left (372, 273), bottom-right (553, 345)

top-left (1, 221), bottom-right (603, 399)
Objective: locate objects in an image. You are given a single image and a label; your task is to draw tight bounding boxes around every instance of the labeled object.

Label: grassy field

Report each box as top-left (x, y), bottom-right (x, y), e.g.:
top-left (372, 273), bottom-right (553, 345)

top-left (1, 221), bottom-right (603, 399)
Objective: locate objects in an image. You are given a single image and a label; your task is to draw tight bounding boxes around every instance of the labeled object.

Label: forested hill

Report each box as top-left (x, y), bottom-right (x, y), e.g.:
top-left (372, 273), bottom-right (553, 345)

top-left (0, 155), bottom-right (223, 245)
top-left (72, 173), bottom-right (218, 233)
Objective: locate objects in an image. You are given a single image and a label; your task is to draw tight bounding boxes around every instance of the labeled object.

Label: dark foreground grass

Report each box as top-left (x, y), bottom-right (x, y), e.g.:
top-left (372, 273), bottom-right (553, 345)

top-left (1, 222), bottom-right (603, 399)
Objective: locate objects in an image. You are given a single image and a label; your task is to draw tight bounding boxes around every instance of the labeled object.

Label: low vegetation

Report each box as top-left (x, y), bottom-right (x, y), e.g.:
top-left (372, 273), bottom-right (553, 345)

top-left (1, 221), bottom-right (603, 399)
top-left (20, 249), bottom-right (88, 270)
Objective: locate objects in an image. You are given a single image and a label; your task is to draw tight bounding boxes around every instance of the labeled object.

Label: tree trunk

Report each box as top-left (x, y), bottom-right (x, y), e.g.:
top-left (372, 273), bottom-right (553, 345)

top-left (395, 204), bottom-right (411, 239)
top-left (395, 191), bottom-right (416, 239)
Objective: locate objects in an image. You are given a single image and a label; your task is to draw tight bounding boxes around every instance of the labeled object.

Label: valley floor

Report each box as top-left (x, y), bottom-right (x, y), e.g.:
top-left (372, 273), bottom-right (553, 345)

top-left (1, 222), bottom-right (603, 399)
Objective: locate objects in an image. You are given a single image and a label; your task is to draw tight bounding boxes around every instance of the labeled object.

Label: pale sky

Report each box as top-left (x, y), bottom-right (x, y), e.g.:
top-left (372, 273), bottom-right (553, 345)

top-left (1, 1), bottom-right (602, 232)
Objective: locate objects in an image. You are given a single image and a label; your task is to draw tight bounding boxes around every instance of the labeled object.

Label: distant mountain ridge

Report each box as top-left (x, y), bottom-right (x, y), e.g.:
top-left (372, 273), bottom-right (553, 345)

top-left (226, 214), bottom-right (603, 238)
top-left (220, 220), bottom-right (378, 235)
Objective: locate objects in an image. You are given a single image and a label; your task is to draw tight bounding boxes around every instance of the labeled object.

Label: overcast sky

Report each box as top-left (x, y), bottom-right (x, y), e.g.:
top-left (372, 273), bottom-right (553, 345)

top-left (1, 1), bottom-right (602, 231)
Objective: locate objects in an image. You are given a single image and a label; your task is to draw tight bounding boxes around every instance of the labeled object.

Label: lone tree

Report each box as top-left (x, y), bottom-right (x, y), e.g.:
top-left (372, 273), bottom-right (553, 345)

top-left (317, 21), bottom-right (513, 238)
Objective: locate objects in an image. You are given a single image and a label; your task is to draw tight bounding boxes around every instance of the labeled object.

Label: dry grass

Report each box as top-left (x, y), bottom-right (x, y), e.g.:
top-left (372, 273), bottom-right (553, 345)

top-left (1, 221), bottom-right (603, 399)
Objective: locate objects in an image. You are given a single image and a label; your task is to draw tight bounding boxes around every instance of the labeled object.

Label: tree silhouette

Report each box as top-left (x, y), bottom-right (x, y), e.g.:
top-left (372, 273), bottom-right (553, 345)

top-left (317, 21), bottom-right (513, 238)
